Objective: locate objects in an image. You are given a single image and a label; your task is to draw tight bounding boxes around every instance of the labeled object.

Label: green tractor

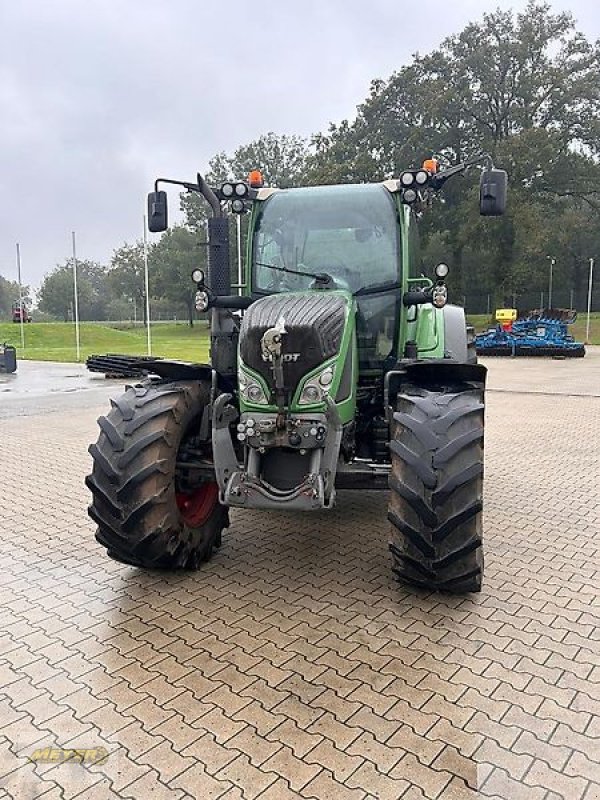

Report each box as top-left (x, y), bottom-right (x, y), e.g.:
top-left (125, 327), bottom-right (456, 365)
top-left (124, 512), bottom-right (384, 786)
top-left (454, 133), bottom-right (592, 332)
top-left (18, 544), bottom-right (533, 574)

top-left (86, 156), bottom-right (506, 592)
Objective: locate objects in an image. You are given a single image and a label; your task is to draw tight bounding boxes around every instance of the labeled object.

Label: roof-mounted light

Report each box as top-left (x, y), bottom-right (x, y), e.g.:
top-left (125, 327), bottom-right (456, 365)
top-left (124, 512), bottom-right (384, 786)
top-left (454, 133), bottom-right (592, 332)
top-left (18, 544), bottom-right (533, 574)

top-left (248, 169), bottom-right (264, 188)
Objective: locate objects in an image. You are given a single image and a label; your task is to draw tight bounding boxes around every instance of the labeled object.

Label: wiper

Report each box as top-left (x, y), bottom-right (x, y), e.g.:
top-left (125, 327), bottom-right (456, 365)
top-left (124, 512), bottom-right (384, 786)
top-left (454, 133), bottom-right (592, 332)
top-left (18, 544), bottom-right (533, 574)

top-left (354, 280), bottom-right (401, 297)
top-left (255, 261), bottom-right (325, 281)
top-left (255, 261), bottom-right (335, 286)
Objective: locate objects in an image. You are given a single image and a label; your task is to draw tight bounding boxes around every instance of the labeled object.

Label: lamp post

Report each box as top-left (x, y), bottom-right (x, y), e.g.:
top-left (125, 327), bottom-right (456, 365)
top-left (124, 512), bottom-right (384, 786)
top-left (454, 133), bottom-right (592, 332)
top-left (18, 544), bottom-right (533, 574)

top-left (15, 243), bottom-right (25, 350)
top-left (585, 257), bottom-right (594, 345)
top-left (143, 215), bottom-right (152, 355)
top-left (547, 256), bottom-right (555, 309)
top-left (72, 232), bottom-right (81, 362)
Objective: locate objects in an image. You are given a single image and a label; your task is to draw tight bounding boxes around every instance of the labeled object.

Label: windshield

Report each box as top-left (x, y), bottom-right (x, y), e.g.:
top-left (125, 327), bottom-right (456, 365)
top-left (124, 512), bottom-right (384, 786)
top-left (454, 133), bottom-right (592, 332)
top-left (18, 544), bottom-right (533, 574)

top-left (252, 184), bottom-right (400, 294)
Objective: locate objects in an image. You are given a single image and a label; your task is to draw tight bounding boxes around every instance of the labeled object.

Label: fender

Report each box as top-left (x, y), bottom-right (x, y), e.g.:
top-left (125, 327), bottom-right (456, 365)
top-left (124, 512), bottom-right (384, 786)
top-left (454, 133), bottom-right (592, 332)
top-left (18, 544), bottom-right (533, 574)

top-left (143, 359), bottom-right (234, 391)
top-left (384, 360), bottom-right (487, 422)
top-left (442, 304), bottom-right (469, 362)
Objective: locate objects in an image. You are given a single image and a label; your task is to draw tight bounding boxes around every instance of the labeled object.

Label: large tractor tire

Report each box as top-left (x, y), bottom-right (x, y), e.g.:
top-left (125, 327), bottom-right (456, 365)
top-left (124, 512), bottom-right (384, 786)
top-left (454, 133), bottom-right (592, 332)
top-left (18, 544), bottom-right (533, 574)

top-left (388, 383), bottom-right (484, 593)
top-left (86, 380), bottom-right (228, 569)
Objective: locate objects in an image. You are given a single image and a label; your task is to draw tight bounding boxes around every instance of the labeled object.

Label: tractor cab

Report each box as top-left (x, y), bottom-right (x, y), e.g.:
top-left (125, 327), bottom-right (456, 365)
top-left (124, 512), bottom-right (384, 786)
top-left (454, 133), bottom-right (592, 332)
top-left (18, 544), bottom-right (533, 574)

top-left (250, 183), bottom-right (403, 372)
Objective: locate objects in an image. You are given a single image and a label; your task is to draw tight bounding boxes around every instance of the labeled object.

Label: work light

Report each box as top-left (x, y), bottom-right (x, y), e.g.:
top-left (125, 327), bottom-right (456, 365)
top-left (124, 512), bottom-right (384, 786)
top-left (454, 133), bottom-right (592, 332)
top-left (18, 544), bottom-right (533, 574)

top-left (234, 182), bottom-right (248, 197)
top-left (435, 263), bottom-right (449, 279)
top-left (191, 268), bottom-right (205, 284)
top-left (415, 169), bottom-right (429, 185)
top-left (195, 290), bottom-right (210, 312)
top-left (400, 172), bottom-right (415, 187)
top-left (221, 182), bottom-right (234, 197)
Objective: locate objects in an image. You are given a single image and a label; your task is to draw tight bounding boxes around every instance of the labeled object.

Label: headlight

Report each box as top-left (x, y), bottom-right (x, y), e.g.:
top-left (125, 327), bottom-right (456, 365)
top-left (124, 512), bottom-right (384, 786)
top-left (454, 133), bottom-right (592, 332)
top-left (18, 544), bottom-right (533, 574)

top-left (300, 384), bottom-right (322, 404)
top-left (238, 365), bottom-right (269, 405)
top-left (231, 198), bottom-right (245, 214)
top-left (298, 364), bottom-right (335, 405)
top-left (402, 188), bottom-right (418, 204)
top-left (432, 285), bottom-right (448, 308)
top-left (246, 384), bottom-right (267, 404)
top-left (195, 290), bottom-right (210, 312)
top-left (319, 367), bottom-right (334, 387)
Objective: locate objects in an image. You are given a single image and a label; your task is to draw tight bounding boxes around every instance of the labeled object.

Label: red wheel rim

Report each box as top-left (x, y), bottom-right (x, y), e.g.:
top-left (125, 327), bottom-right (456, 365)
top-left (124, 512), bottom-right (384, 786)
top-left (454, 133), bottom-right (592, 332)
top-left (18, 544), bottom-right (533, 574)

top-left (176, 482), bottom-right (219, 527)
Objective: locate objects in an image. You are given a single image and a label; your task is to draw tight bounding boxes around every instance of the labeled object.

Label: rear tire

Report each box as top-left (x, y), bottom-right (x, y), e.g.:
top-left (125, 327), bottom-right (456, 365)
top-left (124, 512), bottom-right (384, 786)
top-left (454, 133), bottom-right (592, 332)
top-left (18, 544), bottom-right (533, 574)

top-left (86, 380), bottom-right (228, 569)
top-left (388, 383), bottom-right (484, 593)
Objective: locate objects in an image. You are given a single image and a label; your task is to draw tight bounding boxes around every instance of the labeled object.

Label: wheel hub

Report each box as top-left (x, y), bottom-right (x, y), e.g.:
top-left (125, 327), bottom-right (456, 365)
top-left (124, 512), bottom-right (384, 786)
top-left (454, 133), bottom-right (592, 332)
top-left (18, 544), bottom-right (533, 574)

top-left (176, 482), bottom-right (218, 527)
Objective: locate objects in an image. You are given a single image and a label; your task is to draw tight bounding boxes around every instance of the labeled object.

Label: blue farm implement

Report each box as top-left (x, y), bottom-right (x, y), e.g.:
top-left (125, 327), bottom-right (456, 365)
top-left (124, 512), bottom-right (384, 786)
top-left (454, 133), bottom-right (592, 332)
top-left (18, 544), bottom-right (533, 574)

top-left (475, 308), bottom-right (585, 357)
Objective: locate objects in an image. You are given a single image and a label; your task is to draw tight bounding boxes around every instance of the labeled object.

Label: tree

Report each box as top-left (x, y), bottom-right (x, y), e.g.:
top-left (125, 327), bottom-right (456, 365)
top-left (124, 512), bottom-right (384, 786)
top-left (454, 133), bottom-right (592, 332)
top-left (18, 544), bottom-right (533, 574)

top-left (149, 226), bottom-right (204, 326)
top-left (38, 260), bottom-right (108, 321)
top-left (305, 2), bottom-right (600, 303)
top-left (0, 275), bottom-right (31, 318)
top-left (107, 243), bottom-right (148, 324)
top-left (182, 132), bottom-right (309, 230)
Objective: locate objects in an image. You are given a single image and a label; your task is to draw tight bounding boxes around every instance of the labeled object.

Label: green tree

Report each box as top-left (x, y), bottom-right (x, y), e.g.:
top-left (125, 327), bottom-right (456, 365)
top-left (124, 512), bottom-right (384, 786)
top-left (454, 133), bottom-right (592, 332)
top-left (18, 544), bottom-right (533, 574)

top-left (38, 260), bottom-right (108, 321)
top-left (182, 132), bottom-right (309, 230)
top-left (305, 2), bottom-right (600, 303)
top-left (107, 243), bottom-right (148, 323)
top-left (149, 226), bottom-right (204, 326)
top-left (0, 276), bottom-right (31, 318)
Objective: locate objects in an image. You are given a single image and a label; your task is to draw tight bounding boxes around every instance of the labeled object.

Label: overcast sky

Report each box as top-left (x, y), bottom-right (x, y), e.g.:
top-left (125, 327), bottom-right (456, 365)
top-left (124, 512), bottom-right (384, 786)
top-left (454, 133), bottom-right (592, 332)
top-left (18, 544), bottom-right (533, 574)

top-left (1, 0), bottom-right (598, 290)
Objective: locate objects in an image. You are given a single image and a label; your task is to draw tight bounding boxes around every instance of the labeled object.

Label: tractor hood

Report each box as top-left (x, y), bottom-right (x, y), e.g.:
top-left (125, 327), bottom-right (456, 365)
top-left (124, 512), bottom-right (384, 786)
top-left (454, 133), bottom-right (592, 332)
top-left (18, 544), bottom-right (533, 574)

top-left (239, 291), bottom-right (351, 393)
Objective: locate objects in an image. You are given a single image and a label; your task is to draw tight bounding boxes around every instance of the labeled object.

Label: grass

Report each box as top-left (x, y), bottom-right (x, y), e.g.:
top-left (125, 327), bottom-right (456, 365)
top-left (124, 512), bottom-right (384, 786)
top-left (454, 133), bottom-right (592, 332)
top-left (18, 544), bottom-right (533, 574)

top-left (0, 322), bottom-right (210, 363)
top-left (1, 311), bottom-right (597, 364)
top-left (466, 311), bottom-right (600, 344)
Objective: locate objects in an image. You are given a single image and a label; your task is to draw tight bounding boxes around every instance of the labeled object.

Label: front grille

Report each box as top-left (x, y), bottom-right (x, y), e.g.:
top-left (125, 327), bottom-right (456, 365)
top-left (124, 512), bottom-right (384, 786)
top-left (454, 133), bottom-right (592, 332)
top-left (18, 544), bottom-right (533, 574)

top-left (240, 293), bottom-right (347, 390)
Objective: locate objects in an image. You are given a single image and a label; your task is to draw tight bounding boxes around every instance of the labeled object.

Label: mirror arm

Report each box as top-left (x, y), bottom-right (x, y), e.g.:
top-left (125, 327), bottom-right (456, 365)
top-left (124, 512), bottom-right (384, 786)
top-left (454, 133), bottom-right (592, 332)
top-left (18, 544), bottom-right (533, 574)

top-left (432, 152), bottom-right (494, 189)
top-left (154, 177), bottom-right (199, 193)
top-left (197, 173), bottom-right (222, 217)
top-left (154, 175), bottom-right (224, 217)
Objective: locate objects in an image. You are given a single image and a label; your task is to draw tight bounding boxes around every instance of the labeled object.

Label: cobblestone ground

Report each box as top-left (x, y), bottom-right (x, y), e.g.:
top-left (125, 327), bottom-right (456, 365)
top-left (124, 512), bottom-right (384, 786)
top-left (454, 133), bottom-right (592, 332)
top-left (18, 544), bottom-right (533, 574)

top-left (0, 352), bottom-right (599, 799)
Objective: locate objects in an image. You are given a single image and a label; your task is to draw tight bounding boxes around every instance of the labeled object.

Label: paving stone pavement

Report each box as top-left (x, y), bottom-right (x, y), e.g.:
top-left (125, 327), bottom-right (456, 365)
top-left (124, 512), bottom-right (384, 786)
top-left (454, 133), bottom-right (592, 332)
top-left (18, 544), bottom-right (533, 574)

top-left (0, 351), bottom-right (599, 799)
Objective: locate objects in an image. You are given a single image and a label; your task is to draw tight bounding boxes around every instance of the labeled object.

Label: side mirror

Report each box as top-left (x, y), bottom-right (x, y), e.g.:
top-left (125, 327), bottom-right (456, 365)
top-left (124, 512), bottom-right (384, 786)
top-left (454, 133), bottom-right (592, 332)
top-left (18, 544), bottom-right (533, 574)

top-left (147, 190), bottom-right (168, 232)
top-left (479, 169), bottom-right (507, 216)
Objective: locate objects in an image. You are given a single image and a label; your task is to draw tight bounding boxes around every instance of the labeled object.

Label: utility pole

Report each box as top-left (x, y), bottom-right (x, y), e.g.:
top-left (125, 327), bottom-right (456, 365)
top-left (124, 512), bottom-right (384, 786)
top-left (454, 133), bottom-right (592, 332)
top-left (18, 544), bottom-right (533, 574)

top-left (143, 215), bottom-right (152, 355)
top-left (15, 243), bottom-right (25, 350)
top-left (72, 232), bottom-right (81, 362)
top-left (547, 256), bottom-right (555, 309)
top-left (585, 257), bottom-right (594, 345)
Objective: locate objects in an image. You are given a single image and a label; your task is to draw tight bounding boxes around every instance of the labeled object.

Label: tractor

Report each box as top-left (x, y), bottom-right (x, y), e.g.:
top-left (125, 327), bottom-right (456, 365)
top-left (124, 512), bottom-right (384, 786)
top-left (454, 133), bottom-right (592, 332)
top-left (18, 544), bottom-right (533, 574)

top-left (86, 155), bottom-right (507, 593)
top-left (12, 301), bottom-right (31, 323)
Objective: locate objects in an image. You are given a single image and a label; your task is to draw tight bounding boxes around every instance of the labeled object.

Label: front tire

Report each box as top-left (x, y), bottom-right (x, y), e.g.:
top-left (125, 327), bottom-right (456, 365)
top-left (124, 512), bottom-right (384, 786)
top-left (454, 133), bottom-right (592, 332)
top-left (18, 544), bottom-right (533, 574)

top-left (86, 380), bottom-right (228, 569)
top-left (388, 383), bottom-right (485, 593)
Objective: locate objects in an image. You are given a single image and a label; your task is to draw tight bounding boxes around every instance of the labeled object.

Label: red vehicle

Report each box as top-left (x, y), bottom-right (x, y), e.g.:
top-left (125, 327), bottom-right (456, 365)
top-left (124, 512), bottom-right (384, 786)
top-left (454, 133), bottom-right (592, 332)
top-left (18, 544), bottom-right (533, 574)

top-left (12, 301), bottom-right (31, 323)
